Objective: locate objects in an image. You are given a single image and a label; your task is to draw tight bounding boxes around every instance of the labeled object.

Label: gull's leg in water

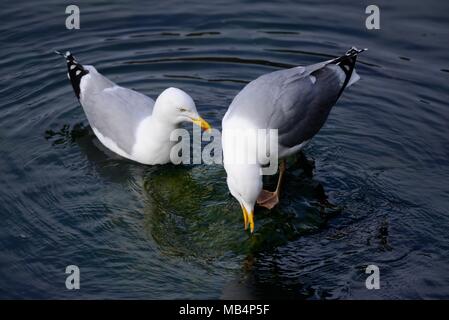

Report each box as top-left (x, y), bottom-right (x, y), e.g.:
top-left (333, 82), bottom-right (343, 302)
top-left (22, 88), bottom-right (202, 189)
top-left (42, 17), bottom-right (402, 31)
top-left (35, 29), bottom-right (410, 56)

top-left (296, 150), bottom-right (315, 177)
top-left (256, 159), bottom-right (286, 209)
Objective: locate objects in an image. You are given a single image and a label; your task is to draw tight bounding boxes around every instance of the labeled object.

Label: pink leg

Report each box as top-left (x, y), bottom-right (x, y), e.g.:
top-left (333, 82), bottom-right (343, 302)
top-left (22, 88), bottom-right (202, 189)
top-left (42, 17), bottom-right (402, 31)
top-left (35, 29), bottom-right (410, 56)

top-left (256, 160), bottom-right (286, 209)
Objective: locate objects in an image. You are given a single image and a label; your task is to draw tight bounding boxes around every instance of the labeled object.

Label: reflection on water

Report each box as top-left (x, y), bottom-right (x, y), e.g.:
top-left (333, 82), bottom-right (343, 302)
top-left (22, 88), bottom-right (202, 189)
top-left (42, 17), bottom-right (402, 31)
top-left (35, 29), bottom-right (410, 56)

top-left (141, 152), bottom-right (340, 257)
top-left (1, 0), bottom-right (449, 299)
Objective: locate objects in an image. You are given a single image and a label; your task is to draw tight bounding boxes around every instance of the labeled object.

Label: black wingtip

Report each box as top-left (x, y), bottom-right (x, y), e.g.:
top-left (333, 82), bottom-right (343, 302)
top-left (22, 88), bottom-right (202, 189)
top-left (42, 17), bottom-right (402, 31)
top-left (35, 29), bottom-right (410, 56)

top-left (345, 47), bottom-right (368, 56)
top-left (331, 46), bottom-right (366, 71)
top-left (57, 50), bottom-right (89, 99)
top-left (329, 47), bottom-right (366, 99)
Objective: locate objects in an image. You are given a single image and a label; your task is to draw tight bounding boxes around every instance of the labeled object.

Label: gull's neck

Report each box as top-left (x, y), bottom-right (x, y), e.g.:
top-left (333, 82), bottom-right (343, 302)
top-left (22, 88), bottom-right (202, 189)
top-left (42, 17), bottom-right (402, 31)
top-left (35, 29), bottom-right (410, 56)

top-left (150, 115), bottom-right (178, 138)
top-left (131, 112), bottom-right (179, 165)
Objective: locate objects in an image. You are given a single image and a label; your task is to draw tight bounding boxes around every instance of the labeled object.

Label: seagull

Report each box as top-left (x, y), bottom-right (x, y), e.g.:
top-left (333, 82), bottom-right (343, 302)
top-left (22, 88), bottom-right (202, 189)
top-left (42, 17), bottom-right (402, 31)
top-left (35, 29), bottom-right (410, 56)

top-left (222, 47), bottom-right (366, 233)
top-left (56, 51), bottom-right (211, 165)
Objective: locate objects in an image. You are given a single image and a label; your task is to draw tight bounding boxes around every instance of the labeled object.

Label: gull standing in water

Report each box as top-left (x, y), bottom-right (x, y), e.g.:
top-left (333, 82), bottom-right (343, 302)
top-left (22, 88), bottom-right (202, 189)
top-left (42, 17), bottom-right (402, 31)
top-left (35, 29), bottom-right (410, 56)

top-left (56, 51), bottom-right (211, 165)
top-left (222, 47), bottom-right (366, 233)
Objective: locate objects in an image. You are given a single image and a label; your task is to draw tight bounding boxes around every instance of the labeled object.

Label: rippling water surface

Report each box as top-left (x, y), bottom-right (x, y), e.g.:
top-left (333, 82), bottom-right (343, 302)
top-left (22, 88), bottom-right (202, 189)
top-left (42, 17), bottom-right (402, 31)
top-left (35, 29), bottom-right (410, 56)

top-left (1, 0), bottom-right (449, 299)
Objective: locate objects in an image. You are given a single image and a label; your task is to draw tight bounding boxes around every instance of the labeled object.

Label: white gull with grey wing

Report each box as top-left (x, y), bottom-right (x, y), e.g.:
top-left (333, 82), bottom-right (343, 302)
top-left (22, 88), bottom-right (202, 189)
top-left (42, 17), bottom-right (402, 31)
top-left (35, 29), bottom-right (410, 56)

top-left (222, 47), bottom-right (366, 233)
top-left (58, 51), bottom-right (211, 165)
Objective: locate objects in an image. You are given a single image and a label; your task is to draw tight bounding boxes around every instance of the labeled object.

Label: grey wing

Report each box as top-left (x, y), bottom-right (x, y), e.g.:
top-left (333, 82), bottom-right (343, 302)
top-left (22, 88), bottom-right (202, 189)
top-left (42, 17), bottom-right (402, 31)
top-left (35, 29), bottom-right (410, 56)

top-left (81, 86), bottom-right (155, 155)
top-left (225, 48), bottom-right (363, 154)
top-left (224, 67), bottom-right (306, 124)
top-left (225, 63), bottom-right (344, 149)
top-left (272, 49), bottom-right (364, 149)
top-left (272, 64), bottom-right (345, 149)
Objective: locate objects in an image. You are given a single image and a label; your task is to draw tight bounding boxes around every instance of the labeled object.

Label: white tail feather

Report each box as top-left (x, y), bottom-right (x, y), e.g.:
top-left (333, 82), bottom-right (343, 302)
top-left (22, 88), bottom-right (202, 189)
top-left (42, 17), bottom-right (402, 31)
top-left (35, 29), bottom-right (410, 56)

top-left (347, 69), bottom-right (360, 87)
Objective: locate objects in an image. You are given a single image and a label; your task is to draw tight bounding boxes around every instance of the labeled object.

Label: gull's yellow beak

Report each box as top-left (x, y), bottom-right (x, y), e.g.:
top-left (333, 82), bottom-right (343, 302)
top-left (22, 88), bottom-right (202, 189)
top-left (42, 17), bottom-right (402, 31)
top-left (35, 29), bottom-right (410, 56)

top-left (192, 116), bottom-right (212, 132)
top-left (241, 205), bottom-right (255, 233)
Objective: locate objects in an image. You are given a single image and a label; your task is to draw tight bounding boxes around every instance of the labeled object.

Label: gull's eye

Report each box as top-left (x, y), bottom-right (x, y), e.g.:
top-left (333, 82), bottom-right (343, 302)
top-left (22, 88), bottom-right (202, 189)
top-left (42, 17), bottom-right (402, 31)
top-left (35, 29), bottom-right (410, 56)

top-left (179, 107), bottom-right (187, 112)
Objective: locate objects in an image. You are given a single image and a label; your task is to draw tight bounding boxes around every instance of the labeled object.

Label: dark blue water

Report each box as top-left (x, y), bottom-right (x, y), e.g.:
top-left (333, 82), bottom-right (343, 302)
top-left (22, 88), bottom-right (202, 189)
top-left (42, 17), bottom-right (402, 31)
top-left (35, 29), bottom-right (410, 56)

top-left (1, 0), bottom-right (449, 299)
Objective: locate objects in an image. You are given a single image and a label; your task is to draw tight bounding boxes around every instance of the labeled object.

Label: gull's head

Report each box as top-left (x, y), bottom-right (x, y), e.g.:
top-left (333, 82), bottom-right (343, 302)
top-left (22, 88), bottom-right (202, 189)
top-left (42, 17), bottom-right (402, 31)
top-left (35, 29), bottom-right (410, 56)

top-left (155, 87), bottom-right (211, 131)
top-left (225, 164), bottom-right (263, 233)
